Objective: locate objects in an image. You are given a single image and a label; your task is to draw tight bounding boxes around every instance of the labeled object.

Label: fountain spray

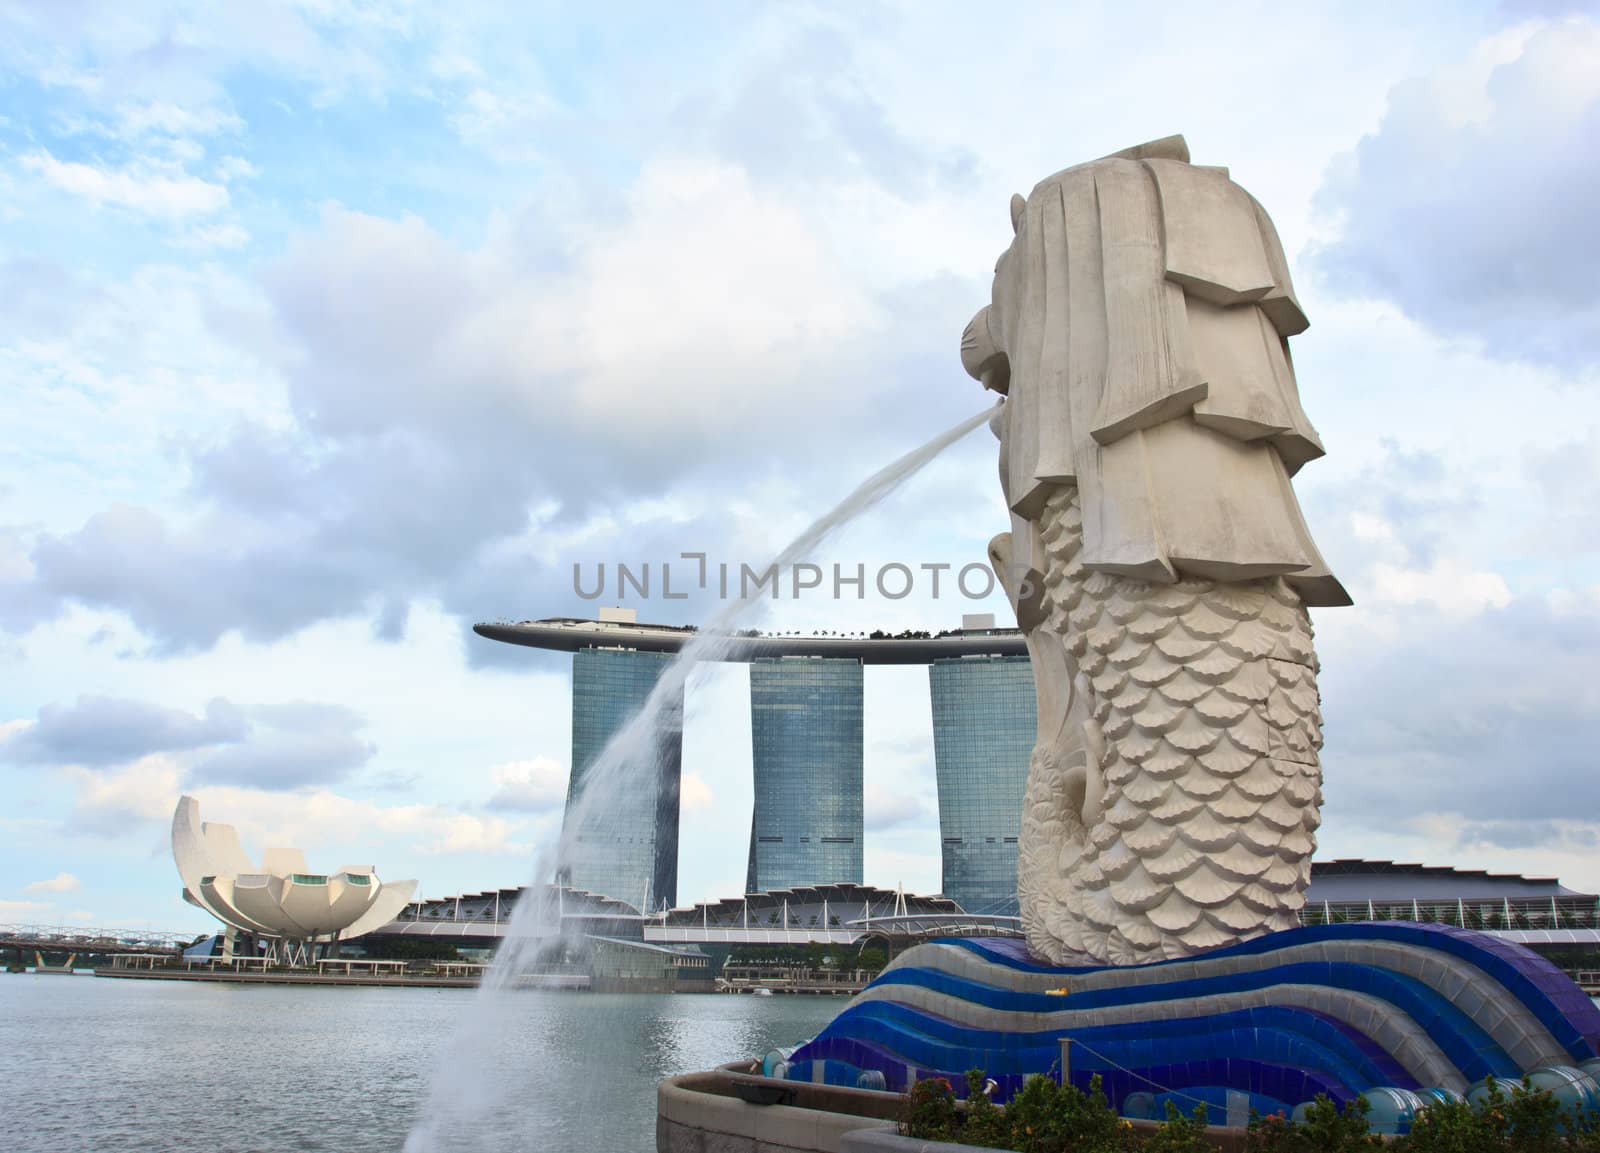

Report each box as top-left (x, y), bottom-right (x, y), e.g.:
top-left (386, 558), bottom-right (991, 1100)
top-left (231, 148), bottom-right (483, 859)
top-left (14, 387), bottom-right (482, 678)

top-left (405, 403), bottom-right (995, 1151)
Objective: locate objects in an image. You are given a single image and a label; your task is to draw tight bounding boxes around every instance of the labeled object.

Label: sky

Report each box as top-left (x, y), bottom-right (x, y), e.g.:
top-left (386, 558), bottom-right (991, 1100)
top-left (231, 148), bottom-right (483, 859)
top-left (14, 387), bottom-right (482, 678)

top-left (1, 0), bottom-right (1598, 933)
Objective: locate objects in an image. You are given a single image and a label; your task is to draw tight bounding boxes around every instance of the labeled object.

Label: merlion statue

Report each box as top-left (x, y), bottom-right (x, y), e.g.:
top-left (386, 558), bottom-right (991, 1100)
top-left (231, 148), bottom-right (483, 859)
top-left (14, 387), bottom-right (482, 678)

top-left (962, 135), bottom-right (1350, 966)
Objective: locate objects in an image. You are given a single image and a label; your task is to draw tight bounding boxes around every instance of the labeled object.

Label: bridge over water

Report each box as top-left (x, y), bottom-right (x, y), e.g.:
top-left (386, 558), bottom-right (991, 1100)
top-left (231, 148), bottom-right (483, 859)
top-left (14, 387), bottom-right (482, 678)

top-left (1, 923), bottom-right (192, 963)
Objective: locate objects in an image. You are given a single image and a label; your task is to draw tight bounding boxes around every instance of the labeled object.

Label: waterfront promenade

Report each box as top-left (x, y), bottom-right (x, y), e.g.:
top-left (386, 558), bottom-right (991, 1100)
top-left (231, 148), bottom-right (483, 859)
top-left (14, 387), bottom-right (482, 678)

top-left (95, 964), bottom-right (483, 989)
top-left (92, 955), bottom-right (590, 990)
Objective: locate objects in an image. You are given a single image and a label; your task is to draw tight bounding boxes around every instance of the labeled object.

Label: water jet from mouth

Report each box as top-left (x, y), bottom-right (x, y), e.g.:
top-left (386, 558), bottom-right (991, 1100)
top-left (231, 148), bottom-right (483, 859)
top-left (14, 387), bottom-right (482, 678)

top-left (404, 403), bottom-right (995, 1152)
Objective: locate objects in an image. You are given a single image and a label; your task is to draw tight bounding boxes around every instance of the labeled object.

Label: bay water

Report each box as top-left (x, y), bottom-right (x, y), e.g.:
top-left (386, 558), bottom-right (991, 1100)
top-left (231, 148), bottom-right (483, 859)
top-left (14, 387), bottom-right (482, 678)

top-left (0, 974), bottom-right (838, 1152)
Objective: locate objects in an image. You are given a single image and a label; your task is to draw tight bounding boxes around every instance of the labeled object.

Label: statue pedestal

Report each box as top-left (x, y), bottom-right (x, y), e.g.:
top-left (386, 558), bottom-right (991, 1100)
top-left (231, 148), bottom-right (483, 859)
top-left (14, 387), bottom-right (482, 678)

top-left (773, 923), bottom-right (1600, 1134)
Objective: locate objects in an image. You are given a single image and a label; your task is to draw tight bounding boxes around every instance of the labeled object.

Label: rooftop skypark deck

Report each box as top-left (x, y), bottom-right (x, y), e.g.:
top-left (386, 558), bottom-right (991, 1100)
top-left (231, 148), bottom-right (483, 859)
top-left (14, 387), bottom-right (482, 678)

top-left (472, 613), bottom-right (1027, 664)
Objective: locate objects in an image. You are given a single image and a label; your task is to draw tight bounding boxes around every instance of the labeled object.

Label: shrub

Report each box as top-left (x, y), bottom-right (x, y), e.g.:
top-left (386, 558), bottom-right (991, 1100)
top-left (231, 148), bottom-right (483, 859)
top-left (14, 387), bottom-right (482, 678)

top-left (1293, 1095), bottom-right (1381, 1151)
top-left (961, 1070), bottom-right (1010, 1150)
top-left (901, 1076), bottom-right (957, 1142)
top-left (1245, 1110), bottom-right (1300, 1153)
top-left (1051, 1073), bottom-right (1134, 1153)
top-left (1139, 1101), bottom-right (1210, 1153)
top-left (999, 1070), bottom-right (1065, 1152)
top-left (1397, 1078), bottom-right (1566, 1153)
top-left (903, 1071), bottom-right (1139, 1151)
top-left (1241, 1079), bottom-right (1600, 1152)
top-left (898, 1070), bottom-right (1600, 1150)
top-left (999, 1071), bottom-right (1136, 1153)
top-left (1394, 1094), bottom-right (1498, 1153)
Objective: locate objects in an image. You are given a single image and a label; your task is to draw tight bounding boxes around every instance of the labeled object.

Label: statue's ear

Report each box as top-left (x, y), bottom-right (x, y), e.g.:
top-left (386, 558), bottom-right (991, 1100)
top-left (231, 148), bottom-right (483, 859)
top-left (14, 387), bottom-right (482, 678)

top-left (1010, 193), bottom-right (1025, 234)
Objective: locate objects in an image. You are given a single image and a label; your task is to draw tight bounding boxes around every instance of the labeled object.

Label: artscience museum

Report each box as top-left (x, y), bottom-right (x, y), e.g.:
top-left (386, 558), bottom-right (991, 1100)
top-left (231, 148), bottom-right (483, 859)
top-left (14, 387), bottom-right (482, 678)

top-left (171, 795), bottom-right (417, 964)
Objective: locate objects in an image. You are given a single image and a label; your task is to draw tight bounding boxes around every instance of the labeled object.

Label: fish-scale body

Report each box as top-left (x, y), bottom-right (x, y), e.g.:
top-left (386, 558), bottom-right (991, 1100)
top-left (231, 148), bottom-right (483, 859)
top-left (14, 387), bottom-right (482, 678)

top-left (1018, 486), bottom-right (1324, 966)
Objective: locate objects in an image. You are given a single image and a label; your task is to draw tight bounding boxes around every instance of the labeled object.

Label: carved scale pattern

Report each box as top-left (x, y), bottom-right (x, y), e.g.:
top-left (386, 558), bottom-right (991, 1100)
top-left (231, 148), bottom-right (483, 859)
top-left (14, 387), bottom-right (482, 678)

top-left (1018, 485), bottom-right (1324, 966)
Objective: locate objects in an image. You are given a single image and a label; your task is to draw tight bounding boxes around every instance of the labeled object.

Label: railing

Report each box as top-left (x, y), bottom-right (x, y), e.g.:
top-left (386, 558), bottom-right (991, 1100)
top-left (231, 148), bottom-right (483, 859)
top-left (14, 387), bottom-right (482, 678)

top-left (716, 965), bottom-right (875, 994)
top-left (1295, 900), bottom-right (1600, 932)
top-left (721, 966), bottom-right (878, 983)
top-left (393, 909), bottom-right (511, 924)
top-left (399, 902), bottom-right (1600, 934)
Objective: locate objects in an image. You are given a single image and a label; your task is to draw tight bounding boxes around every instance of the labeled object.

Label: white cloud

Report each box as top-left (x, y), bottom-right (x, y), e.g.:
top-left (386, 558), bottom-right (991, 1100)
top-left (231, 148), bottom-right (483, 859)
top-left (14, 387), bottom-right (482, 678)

top-left (447, 86), bottom-right (556, 149)
top-left (257, 154), bottom-right (878, 445)
top-left (860, 845), bottom-right (940, 897)
top-left (22, 151), bottom-right (229, 221)
top-left (0, 528), bottom-right (34, 585)
top-left (1316, 585), bottom-right (1600, 861)
top-left (434, 154), bottom-right (881, 447)
top-left (1369, 559), bottom-right (1514, 616)
top-left (24, 872), bottom-right (80, 893)
top-left (116, 101), bottom-right (243, 141)
top-left (180, 222), bottom-right (251, 250)
top-left (0, 899), bottom-right (54, 916)
top-left (412, 811), bottom-right (526, 856)
top-left (573, 157), bottom-right (876, 420)
top-left (428, 48), bottom-right (484, 83)
top-left (1349, 512), bottom-right (1398, 545)
top-left (8, 694), bottom-right (375, 791)
top-left (1411, 813), bottom-right (1600, 895)
top-left (213, 156), bottom-right (259, 183)
top-left (6, 150), bottom-right (922, 654)
top-left (60, 754), bottom-right (530, 860)
top-left (864, 783), bottom-right (926, 831)
top-left (64, 755), bottom-right (184, 833)
top-left (1314, 17), bottom-right (1600, 366)
top-left (680, 772), bottom-right (713, 814)
top-left (1546, 586), bottom-right (1600, 616)
top-left (485, 757), bottom-right (568, 813)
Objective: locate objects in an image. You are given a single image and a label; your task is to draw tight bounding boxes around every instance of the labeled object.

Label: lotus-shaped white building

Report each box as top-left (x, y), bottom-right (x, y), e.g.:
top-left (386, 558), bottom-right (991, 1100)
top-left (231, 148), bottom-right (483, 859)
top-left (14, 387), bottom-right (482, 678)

top-left (172, 795), bottom-right (417, 950)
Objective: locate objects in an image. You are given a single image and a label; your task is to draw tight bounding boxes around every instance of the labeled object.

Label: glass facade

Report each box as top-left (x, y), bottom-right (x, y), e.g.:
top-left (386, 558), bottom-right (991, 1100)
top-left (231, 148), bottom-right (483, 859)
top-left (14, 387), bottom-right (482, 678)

top-left (928, 655), bottom-right (1036, 915)
top-left (562, 646), bottom-right (683, 911)
top-left (746, 657), bottom-right (864, 893)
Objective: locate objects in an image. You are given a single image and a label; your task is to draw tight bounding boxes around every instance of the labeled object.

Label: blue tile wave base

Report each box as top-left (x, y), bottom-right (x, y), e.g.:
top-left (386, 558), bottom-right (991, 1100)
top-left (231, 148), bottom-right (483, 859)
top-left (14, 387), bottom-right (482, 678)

top-left (781, 923), bottom-right (1600, 1131)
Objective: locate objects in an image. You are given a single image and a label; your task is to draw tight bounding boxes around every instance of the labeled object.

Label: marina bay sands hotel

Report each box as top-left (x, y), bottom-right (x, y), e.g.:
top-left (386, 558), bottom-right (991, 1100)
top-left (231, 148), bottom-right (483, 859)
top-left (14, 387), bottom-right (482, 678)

top-left (474, 609), bottom-right (1034, 916)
